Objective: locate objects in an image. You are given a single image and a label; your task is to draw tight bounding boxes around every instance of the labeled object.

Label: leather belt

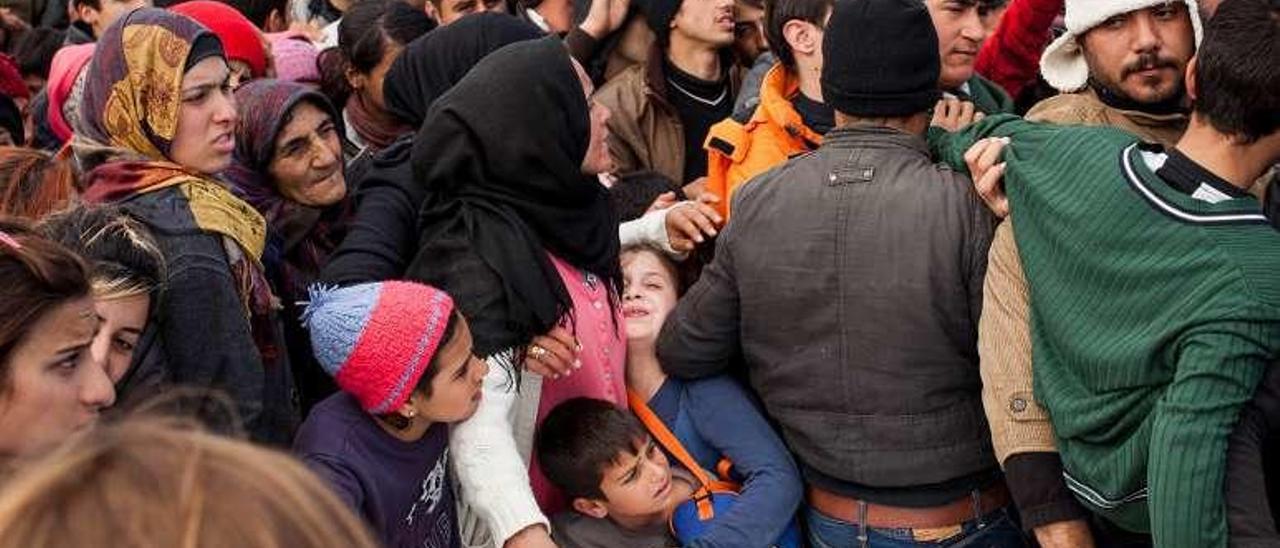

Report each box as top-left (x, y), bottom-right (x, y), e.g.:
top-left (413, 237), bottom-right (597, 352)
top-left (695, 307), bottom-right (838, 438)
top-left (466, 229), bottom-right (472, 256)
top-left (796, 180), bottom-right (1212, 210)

top-left (806, 482), bottom-right (1011, 530)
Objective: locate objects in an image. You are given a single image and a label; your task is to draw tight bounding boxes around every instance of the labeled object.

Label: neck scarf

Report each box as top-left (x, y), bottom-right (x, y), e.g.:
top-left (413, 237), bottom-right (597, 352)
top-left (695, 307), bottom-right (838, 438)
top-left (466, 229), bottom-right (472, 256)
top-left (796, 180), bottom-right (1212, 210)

top-left (344, 92), bottom-right (411, 152)
top-left (383, 12), bottom-right (542, 128)
top-left (405, 38), bottom-right (620, 357)
top-left (75, 8), bottom-right (272, 320)
top-left (224, 79), bottom-right (348, 301)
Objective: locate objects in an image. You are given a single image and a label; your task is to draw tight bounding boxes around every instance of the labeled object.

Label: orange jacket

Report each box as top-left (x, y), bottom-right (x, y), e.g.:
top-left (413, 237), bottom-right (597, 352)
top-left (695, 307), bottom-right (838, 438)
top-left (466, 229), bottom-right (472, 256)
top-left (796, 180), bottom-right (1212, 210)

top-left (703, 63), bottom-right (824, 218)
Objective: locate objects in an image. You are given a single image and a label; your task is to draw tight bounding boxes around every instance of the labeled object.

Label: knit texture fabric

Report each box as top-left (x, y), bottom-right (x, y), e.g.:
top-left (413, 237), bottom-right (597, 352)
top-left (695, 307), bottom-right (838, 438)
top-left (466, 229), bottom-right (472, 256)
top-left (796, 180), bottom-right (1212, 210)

top-left (820, 0), bottom-right (940, 117)
top-left (304, 281), bottom-right (455, 414)
top-left (935, 115), bottom-right (1280, 547)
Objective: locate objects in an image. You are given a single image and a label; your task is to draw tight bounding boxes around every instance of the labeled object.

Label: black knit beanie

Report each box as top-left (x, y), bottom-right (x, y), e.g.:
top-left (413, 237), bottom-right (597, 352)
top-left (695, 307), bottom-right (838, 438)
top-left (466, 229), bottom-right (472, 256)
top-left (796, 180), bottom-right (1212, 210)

top-left (821, 0), bottom-right (941, 118)
top-left (643, 0), bottom-right (681, 46)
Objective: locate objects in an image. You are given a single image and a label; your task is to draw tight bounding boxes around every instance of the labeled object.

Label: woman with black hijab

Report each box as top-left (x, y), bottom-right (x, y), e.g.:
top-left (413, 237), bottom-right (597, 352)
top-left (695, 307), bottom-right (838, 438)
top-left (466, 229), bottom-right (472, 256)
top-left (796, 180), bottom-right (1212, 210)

top-left (319, 13), bottom-right (543, 285)
top-left (400, 37), bottom-right (623, 548)
top-left (383, 12), bottom-right (544, 130)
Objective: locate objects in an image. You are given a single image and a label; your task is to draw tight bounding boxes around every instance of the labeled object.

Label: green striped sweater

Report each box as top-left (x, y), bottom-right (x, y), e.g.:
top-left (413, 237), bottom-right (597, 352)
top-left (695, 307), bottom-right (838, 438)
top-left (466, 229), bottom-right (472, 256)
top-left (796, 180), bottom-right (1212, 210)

top-left (933, 115), bottom-right (1280, 547)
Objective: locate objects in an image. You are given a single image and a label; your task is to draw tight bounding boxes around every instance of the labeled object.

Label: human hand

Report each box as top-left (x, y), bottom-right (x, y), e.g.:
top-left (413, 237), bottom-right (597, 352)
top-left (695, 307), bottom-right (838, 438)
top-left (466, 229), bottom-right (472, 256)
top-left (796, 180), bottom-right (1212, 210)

top-left (1033, 519), bottom-right (1095, 548)
top-left (523, 326), bottom-right (579, 379)
top-left (665, 200), bottom-right (722, 252)
top-left (503, 525), bottom-right (558, 548)
top-left (647, 191), bottom-right (678, 213)
top-left (931, 97), bottom-right (985, 132)
top-left (964, 136), bottom-right (1010, 218)
top-left (580, 0), bottom-right (631, 39)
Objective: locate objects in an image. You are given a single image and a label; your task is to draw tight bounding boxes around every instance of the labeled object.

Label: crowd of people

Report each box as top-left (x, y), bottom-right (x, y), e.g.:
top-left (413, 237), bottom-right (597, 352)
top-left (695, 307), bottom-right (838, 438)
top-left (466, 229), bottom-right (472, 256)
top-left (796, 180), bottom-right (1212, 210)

top-left (0, 0), bottom-right (1275, 545)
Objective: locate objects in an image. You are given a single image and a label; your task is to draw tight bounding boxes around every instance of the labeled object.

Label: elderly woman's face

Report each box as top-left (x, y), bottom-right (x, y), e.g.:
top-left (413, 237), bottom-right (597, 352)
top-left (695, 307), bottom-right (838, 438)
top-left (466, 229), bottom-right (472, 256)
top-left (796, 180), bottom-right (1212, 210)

top-left (267, 101), bottom-right (346, 207)
top-left (170, 57), bottom-right (238, 175)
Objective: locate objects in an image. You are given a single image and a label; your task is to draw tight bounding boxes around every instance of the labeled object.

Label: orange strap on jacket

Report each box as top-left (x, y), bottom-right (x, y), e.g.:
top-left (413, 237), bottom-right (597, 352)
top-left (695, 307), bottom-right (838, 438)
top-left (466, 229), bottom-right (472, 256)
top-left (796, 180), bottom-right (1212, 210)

top-left (627, 389), bottom-right (737, 521)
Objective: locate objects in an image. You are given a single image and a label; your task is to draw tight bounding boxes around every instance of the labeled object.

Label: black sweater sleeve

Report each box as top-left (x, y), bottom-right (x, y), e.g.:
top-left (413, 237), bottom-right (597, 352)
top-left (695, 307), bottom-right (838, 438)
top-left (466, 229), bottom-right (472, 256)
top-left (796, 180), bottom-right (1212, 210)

top-left (320, 141), bottom-right (424, 286)
top-left (1227, 364), bottom-right (1280, 547)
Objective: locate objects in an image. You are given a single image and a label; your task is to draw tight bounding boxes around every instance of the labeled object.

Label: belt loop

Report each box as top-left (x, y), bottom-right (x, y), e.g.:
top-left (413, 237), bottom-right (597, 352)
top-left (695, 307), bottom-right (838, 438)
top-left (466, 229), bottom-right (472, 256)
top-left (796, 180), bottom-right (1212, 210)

top-left (857, 501), bottom-right (869, 548)
top-left (971, 489), bottom-right (985, 528)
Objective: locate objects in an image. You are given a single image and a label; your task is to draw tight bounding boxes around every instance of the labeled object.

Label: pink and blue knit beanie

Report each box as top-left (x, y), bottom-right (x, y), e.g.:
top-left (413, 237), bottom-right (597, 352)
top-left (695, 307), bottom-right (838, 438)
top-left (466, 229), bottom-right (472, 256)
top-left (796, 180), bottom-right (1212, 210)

top-left (303, 281), bottom-right (455, 414)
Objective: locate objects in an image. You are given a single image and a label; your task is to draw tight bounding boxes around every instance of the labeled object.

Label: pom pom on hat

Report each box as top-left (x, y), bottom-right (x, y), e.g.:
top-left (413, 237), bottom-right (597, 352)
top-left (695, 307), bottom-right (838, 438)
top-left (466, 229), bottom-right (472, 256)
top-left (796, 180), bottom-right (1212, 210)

top-left (304, 281), bottom-right (456, 414)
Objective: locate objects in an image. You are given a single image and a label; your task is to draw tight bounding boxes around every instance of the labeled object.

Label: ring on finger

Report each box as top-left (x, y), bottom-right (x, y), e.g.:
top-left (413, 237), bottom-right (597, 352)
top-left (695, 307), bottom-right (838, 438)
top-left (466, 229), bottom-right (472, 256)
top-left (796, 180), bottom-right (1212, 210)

top-left (529, 345), bottom-right (548, 360)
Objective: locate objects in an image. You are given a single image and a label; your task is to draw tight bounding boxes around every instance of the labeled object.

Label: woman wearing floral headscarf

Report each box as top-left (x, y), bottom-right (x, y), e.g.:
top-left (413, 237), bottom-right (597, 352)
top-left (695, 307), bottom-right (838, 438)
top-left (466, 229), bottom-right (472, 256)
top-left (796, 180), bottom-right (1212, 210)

top-left (74, 8), bottom-right (298, 445)
top-left (224, 79), bottom-right (348, 411)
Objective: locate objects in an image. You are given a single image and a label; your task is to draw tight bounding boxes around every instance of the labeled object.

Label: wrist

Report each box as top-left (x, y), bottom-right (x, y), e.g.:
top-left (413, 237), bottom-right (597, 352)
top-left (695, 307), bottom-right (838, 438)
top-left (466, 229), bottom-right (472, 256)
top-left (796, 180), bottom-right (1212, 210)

top-left (504, 524), bottom-right (551, 548)
top-left (579, 18), bottom-right (606, 39)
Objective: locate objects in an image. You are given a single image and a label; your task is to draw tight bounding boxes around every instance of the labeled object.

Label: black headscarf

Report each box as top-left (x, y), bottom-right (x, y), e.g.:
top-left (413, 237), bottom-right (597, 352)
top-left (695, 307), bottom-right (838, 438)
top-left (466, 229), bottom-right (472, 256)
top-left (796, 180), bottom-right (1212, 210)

top-left (405, 37), bottom-right (620, 358)
top-left (382, 13), bottom-right (542, 129)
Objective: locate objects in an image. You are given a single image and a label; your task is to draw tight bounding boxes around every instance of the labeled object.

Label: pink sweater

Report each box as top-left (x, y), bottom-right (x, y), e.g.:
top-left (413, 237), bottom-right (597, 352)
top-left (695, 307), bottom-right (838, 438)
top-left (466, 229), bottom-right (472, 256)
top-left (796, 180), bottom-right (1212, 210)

top-left (528, 254), bottom-right (628, 514)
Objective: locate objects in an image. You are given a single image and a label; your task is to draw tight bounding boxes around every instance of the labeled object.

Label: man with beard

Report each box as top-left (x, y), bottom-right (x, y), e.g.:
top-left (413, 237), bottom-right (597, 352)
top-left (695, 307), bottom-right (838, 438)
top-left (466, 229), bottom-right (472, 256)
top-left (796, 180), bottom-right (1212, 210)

top-left (963, 0), bottom-right (1204, 547)
top-left (931, 1), bottom-right (1280, 545)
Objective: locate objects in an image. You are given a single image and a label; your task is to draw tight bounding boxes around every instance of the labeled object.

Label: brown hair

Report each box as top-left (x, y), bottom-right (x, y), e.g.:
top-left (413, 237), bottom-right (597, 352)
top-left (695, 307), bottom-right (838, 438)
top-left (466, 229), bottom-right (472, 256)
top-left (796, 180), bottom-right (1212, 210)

top-left (0, 417), bottom-right (380, 548)
top-left (621, 242), bottom-right (686, 295)
top-left (0, 218), bottom-right (91, 388)
top-left (0, 147), bottom-right (75, 221)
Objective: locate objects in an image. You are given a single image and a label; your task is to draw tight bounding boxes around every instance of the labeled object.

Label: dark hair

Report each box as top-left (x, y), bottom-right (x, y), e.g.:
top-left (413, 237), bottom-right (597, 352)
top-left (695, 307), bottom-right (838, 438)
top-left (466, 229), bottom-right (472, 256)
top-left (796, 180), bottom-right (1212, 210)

top-left (621, 242), bottom-right (686, 295)
top-left (376, 310), bottom-right (463, 429)
top-left (0, 147), bottom-right (75, 220)
top-left (318, 0), bottom-right (436, 108)
top-left (1192, 0), bottom-right (1280, 143)
top-left (764, 0), bottom-right (832, 69)
top-left (536, 397), bottom-right (649, 500)
top-left (0, 218), bottom-right (92, 387)
top-left (608, 170), bottom-right (682, 222)
top-left (38, 205), bottom-right (166, 302)
top-left (214, 0), bottom-right (290, 29)
top-left (13, 28), bottom-right (65, 81)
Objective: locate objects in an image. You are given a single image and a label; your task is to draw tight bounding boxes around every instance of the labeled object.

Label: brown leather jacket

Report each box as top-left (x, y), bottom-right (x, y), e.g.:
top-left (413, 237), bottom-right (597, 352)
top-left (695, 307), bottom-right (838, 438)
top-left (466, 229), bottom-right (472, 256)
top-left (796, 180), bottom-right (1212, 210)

top-left (593, 44), bottom-right (744, 185)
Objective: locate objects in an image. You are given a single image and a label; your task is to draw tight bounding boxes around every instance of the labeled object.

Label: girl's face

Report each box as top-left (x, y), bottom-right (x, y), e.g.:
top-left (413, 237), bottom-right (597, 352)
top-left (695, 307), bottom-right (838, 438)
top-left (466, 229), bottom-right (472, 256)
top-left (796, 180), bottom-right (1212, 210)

top-left (350, 43), bottom-right (404, 114)
top-left (0, 297), bottom-right (115, 458)
top-left (89, 293), bottom-right (150, 384)
top-left (170, 57), bottom-right (238, 175)
top-left (621, 250), bottom-right (679, 346)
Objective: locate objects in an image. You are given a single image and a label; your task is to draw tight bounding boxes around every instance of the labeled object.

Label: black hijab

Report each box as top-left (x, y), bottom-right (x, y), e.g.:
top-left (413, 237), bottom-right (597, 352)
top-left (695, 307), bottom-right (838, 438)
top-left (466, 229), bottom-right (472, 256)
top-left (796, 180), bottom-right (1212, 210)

top-left (383, 13), bottom-right (542, 129)
top-left (405, 37), bottom-right (620, 358)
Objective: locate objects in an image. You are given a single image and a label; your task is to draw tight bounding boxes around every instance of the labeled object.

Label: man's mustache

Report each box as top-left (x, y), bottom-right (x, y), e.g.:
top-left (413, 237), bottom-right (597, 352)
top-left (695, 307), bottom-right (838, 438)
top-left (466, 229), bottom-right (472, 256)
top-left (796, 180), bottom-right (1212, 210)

top-left (1123, 52), bottom-right (1181, 78)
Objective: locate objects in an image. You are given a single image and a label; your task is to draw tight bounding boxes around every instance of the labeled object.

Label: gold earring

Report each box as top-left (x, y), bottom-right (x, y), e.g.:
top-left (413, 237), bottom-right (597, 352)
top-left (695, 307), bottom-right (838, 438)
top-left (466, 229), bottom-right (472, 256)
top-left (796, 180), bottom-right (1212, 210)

top-left (406, 409), bottom-right (416, 418)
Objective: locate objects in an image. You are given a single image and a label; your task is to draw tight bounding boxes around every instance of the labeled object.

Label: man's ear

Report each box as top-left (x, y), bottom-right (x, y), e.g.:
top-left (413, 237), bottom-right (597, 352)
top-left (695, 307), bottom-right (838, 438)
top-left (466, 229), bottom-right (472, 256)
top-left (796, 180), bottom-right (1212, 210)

top-left (76, 4), bottom-right (100, 29)
top-left (782, 19), bottom-right (818, 57)
top-left (265, 8), bottom-right (289, 33)
top-left (571, 497), bottom-right (610, 519)
top-left (1184, 55), bottom-right (1199, 102)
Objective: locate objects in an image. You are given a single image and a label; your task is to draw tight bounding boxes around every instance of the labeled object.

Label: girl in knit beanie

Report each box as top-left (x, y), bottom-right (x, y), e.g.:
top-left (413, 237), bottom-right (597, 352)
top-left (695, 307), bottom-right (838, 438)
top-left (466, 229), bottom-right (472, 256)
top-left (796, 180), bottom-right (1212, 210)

top-left (294, 280), bottom-right (487, 548)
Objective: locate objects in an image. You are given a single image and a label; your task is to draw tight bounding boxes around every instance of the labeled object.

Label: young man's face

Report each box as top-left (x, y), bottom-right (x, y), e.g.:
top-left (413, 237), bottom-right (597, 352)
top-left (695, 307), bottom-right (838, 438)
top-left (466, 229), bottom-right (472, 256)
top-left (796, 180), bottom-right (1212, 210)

top-left (671, 0), bottom-right (736, 50)
top-left (579, 437), bottom-right (678, 526)
top-left (434, 0), bottom-right (505, 26)
top-left (924, 0), bottom-right (989, 90)
top-left (732, 1), bottom-right (767, 67)
top-left (79, 0), bottom-right (150, 38)
top-left (1080, 3), bottom-right (1195, 105)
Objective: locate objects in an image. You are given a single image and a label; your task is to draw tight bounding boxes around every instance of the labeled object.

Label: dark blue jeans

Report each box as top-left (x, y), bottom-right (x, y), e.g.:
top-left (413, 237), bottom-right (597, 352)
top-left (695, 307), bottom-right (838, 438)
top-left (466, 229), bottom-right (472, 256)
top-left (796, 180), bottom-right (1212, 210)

top-left (806, 505), bottom-right (1028, 548)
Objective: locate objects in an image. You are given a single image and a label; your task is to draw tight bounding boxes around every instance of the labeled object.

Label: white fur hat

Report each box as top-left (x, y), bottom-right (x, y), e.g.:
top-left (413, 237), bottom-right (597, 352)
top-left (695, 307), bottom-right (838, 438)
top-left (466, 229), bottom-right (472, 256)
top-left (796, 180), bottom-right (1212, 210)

top-left (1039, 0), bottom-right (1204, 92)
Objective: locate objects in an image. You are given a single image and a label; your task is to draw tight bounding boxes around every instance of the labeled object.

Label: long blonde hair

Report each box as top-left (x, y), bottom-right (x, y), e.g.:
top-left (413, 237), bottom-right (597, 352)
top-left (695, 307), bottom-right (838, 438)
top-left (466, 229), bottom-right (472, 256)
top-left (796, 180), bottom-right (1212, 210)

top-left (0, 418), bottom-right (379, 548)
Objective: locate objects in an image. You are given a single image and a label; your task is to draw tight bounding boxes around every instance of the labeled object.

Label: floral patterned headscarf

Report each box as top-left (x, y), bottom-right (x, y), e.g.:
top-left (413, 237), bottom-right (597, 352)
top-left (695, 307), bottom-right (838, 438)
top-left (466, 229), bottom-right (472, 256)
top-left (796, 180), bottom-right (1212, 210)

top-left (75, 8), bottom-right (273, 323)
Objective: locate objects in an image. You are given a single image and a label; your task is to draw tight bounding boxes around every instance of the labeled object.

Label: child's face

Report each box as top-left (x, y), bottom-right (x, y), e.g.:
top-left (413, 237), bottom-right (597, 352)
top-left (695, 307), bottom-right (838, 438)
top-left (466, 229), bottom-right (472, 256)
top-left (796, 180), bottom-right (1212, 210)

top-left (580, 436), bottom-right (678, 526)
top-left (415, 317), bottom-right (488, 424)
top-left (621, 251), bottom-right (679, 345)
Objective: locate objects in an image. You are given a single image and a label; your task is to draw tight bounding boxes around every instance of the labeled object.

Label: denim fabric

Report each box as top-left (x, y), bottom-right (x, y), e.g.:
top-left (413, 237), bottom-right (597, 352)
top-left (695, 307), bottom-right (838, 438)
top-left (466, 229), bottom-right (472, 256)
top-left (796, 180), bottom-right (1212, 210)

top-left (806, 505), bottom-right (1027, 548)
